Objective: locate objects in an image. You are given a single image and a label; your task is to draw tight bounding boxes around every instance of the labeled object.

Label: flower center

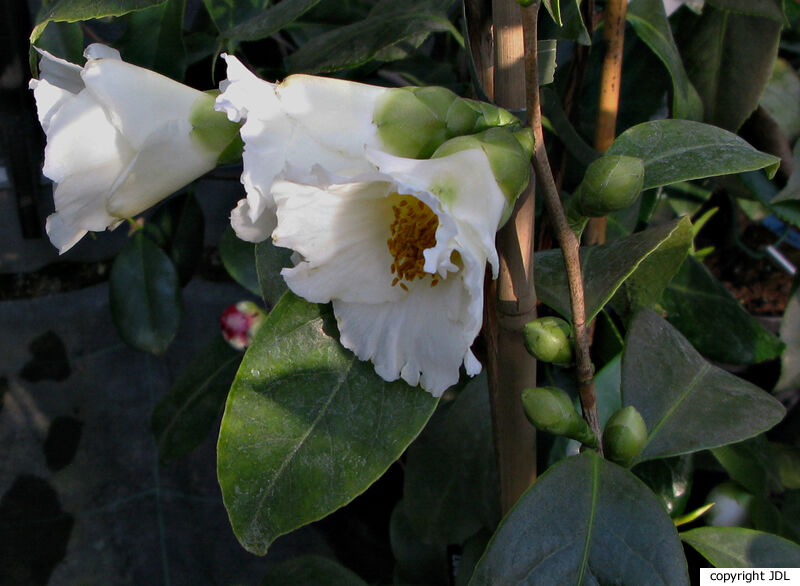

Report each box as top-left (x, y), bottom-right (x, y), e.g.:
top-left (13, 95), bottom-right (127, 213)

top-left (387, 195), bottom-right (439, 291)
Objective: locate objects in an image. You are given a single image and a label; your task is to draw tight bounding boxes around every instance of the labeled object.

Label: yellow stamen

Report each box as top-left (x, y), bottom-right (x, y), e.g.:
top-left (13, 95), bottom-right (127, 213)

top-left (387, 194), bottom-right (439, 288)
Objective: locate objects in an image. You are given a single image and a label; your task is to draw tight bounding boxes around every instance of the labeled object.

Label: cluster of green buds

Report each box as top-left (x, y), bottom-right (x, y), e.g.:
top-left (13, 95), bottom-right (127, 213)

top-left (521, 386), bottom-right (598, 448)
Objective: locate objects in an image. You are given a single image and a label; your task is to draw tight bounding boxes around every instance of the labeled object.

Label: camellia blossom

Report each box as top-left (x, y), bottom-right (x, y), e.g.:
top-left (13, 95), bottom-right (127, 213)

top-left (270, 146), bottom-right (516, 396)
top-left (215, 54), bottom-right (521, 243)
top-left (30, 44), bottom-right (238, 253)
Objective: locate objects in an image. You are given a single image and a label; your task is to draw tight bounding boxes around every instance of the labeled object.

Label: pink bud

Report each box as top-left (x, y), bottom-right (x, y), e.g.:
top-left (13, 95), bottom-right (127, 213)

top-left (220, 301), bottom-right (266, 350)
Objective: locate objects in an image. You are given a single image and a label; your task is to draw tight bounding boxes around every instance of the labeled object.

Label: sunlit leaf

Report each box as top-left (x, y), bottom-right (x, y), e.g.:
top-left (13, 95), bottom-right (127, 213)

top-left (681, 527), bottom-right (800, 568)
top-left (217, 293), bottom-right (437, 554)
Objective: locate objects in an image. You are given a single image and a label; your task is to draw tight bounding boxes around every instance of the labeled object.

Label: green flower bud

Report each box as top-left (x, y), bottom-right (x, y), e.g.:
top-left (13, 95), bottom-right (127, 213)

top-left (523, 317), bottom-right (573, 365)
top-left (189, 91), bottom-right (244, 165)
top-left (432, 127), bottom-right (532, 226)
top-left (374, 86), bottom-right (524, 159)
top-left (603, 406), bottom-right (648, 466)
top-left (521, 387), bottom-right (598, 448)
top-left (575, 155), bottom-right (645, 217)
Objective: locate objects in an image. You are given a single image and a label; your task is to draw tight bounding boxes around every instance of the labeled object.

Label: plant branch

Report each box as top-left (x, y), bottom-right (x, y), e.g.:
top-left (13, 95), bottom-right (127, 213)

top-left (522, 2), bottom-right (603, 451)
top-left (482, 0), bottom-right (538, 515)
top-left (585, 0), bottom-right (628, 245)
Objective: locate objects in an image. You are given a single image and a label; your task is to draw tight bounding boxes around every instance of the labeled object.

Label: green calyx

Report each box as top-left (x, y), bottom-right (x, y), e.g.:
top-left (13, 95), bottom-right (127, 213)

top-left (523, 316), bottom-right (573, 365)
top-left (602, 406), bottom-right (648, 467)
top-left (189, 91), bottom-right (244, 165)
top-left (521, 387), bottom-right (598, 448)
top-left (374, 85), bottom-right (524, 160)
top-left (431, 127), bottom-right (533, 226)
top-left (574, 154), bottom-right (645, 217)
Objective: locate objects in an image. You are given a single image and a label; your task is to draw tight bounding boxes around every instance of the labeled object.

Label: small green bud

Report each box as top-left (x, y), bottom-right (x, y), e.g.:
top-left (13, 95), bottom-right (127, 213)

top-left (521, 387), bottom-right (598, 448)
top-left (575, 155), bottom-right (645, 217)
top-left (189, 91), bottom-right (243, 164)
top-left (523, 317), bottom-right (572, 364)
top-left (603, 406), bottom-right (648, 466)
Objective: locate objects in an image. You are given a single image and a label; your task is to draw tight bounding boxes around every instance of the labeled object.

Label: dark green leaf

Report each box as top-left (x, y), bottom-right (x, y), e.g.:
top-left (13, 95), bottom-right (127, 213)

top-left (261, 555), bottom-right (367, 586)
top-left (760, 58), bottom-right (800, 144)
top-left (536, 218), bottom-right (692, 322)
top-left (711, 437), bottom-right (783, 496)
top-left (148, 192), bottom-right (205, 286)
top-left (542, 0), bottom-right (562, 25)
top-left (219, 226), bottom-right (261, 297)
top-left (202, 0), bottom-right (269, 33)
top-left (390, 501), bottom-right (449, 586)
top-left (470, 452), bottom-right (688, 585)
top-left (606, 119), bottom-right (781, 188)
top-left (540, 87), bottom-right (599, 167)
top-left (152, 335), bottom-right (242, 460)
top-left (539, 0), bottom-right (590, 45)
top-left (633, 455), bottom-right (694, 518)
top-left (222, 0), bottom-right (323, 41)
top-left (31, 0), bottom-right (166, 44)
top-left (661, 256), bottom-right (785, 365)
top-left (403, 373), bottom-right (499, 545)
top-left (255, 239), bottom-right (293, 308)
top-left (772, 143), bottom-right (800, 228)
top-left (456, 530), bottom-right (491, 586)
top-left (287, 0), bottom-right (459, 73)
top-left (36, 21), bottom-right (84, 63)
top-left (621, 309), bottom-right (785, 463)
top-left (679, 4), bottom-right (781, 131)
top-left (217, 293), bottom-right (438, 554)
top-left (681, 527), bottom-right (800, 568)
top-left (116, 0), bottom-right (187, 80)
top-left (110, 231), bottom-right (182, 354)
top-left (705, 0), bottom-right (786, 21)
top-left (628, 0), bottom-right (703, 120)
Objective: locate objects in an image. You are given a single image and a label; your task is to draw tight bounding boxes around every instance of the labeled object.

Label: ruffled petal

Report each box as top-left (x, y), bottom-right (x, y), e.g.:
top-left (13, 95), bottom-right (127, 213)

top-left (333, 250), bottom-right (486, 396)
top-left (45, 214), bottom-right (89, 255)
top-left (230, 198), bottom-right (276, 243)
top-left (273, 178), bottom-right (405, 304)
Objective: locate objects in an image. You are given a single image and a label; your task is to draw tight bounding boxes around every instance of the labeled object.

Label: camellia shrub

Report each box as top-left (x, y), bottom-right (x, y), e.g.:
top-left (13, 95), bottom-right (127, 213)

top-left (25, 0), bottom-right (800, 582)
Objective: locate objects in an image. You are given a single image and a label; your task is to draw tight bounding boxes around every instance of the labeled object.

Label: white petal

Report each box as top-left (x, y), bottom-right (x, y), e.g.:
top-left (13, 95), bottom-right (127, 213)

top-left (230, 198), bottom-right (276, 243)
top-left (33, 48), bottom-right (83, 94)
top-left (276, 74), bottom-right (385, 162)
top-left (45, 214), bottom-right (88, 255)
top-left (41, 89), bottom-right (131, 184)
top-left (81, 58), bottom-right (206, 150)
top-left (368, 148), bottom-right (506, 277)
top-left (107, 119), bottom-right (217, 217)
top-left (273, 179), bottom-right (405, 304)
top-left (84, 43), bottom-right (121, 60)
top-left (215, 55), bottom-right (281, 122)
top-left (334, 252), bottom-right (486, 396)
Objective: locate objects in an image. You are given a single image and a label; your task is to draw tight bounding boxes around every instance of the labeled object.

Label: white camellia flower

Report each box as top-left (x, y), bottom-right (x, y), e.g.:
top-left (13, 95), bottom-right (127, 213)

top-left (30, 44), bottom-right (238, 253)
top-left (270, 146), bottom-right (511, 396)
top-left (215, 55), bottom-right (522, 243)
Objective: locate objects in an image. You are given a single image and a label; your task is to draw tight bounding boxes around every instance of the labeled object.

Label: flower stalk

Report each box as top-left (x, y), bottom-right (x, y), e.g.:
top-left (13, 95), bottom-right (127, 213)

top-left (522, 1), bottom-right (603, 452)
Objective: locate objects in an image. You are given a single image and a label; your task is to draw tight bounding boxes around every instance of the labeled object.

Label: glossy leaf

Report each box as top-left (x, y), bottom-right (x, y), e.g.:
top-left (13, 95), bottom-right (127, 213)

top-left (660, 256), bottom-right (784, 365)
top-left (681, 527), bottom-right (800, 568)
top-left (606, 120), bottom-right (780, 189)
top-left (116, 0), bottom-right (187, 80)
top-left (217, 293), bottom-right (438, 554)
top-left (621, 310), bottom-right (785, 463)
top-left (403, 373), bottom-right (499, 545)
top-left (628, 0), bottom-right (703, 120)
top-left (110, 231), bottom-right (182, 354)
top-left (470, 452), bottom-right (688, 585)
top-left (633, 455), bottom-right (694, 518)
top-left (679, 4), bottom-right (781, 131)
top-left (219, 226), bottom-right (261, 297)
top-left (260, 555), bottom-right (367, 586)
top-left (148, 192), bottom-right (205, 286)
top-left (255, 239), bottom-right (292, 308)
top-left (287, 0), bottom-right (459, 73)
top-left (711, 437), bottom-right (783, 496)
top-left (536, 218), bottom-right (691, 322)
top-left (31, 0), bottom-right (165, 44)
top-left (152, 335), bottom-right (242, 461)
top-left (222, 0), bottom-right (323, 41)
